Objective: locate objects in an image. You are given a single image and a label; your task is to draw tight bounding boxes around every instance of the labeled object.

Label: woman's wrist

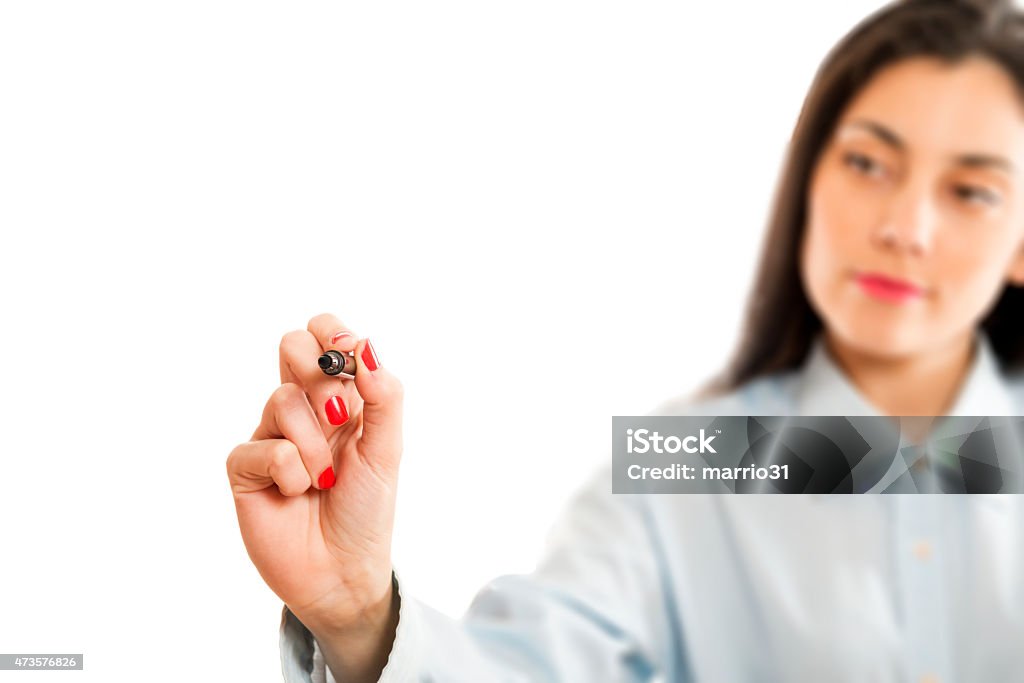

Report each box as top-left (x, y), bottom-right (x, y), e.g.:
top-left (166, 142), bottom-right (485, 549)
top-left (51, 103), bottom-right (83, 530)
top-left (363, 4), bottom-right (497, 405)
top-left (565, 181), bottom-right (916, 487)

top-left (306, 578), bottom-right (401, 683)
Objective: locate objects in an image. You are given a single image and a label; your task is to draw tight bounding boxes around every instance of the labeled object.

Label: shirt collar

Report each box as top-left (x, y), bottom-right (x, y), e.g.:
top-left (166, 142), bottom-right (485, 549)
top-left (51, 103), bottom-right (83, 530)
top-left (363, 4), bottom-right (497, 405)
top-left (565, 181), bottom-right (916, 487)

top-left (793, 330), bottom-right (1016, 417)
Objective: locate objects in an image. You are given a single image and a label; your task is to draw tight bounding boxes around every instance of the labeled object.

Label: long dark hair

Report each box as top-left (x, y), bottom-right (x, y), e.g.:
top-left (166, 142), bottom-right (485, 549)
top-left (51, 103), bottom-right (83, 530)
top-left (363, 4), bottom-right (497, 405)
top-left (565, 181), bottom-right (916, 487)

top-left (700, 0), bottom-right (1024, 399)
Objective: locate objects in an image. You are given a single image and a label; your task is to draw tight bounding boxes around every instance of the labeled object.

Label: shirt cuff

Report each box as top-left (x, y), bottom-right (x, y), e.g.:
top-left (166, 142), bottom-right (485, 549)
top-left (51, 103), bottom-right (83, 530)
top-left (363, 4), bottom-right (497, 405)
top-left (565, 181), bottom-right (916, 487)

top-left (280, 568), bottom-right (421, 683)
top-left (280, 600), bottom-right (314, 683)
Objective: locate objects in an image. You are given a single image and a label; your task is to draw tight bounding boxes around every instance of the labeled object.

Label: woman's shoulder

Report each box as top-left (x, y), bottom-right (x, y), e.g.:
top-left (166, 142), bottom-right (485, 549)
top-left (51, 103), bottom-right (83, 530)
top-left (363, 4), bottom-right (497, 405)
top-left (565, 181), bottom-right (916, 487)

top-left (649, 370), bottom-right (801, 417)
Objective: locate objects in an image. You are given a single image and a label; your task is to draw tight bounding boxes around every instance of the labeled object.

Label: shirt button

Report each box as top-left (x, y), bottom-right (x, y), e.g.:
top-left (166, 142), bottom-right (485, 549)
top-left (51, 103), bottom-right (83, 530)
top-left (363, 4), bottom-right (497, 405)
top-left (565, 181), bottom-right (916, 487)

top-left (912, 540), bottom-right (933, 561)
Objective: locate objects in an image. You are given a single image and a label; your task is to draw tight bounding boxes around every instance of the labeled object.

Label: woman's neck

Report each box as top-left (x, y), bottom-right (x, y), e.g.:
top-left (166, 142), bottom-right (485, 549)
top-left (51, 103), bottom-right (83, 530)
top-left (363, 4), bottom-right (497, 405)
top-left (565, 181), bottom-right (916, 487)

top-left (821, 330), bottom-right (977, 418)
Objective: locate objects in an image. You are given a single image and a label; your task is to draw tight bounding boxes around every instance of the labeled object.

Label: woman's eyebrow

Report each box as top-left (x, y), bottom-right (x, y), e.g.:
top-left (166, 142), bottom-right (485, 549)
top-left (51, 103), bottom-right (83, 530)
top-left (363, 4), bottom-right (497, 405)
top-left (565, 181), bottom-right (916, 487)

top-left (957, 152), bottom-right (1016, 174)
top-left (841, 118), bottom-right (1016, 174)
top-left (844, 118), bottom-right (904, 150)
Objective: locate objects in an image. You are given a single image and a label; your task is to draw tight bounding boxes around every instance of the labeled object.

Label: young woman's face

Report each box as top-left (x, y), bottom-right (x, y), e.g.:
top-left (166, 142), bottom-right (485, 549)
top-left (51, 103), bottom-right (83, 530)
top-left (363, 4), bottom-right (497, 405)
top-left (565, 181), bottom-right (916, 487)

top-left (802, 55), bottom-right (1024, 358)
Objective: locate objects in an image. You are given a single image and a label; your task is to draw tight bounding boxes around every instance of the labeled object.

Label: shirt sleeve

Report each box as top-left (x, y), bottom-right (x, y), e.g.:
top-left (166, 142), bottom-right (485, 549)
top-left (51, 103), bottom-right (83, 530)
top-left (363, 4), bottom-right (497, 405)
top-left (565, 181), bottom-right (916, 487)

top-left (279, 465), bottom-right (686, 682)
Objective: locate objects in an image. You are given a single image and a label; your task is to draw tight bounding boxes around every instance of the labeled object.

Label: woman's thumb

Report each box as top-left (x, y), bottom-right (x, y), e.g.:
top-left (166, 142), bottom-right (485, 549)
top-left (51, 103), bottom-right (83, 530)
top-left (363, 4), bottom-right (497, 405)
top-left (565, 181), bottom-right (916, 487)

top-left (352, 338), bottom-right (404, 470)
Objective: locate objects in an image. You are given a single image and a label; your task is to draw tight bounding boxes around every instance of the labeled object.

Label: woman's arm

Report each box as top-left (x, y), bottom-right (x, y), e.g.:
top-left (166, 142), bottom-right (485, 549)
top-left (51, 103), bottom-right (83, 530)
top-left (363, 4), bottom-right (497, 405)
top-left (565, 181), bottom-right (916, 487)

top-left (282, 465), bottom-right (686, 683)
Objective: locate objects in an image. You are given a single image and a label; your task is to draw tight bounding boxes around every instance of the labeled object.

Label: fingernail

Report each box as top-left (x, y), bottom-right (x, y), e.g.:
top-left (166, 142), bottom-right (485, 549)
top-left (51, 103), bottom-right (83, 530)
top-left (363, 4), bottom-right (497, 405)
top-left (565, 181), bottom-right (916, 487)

top-left (330, 331), bottom-right (353, 345)
top-left (325, 395), bottom-right (349, 426)
top-left (361, 338), bottom-right (381, 371)
top-left (318, 466), bottom-right (336, 489)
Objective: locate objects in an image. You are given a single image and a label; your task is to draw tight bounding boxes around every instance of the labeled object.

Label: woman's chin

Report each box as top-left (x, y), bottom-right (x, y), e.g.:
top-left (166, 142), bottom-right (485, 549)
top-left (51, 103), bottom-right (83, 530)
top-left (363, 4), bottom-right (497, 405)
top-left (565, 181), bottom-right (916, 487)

top-left (826, 310), bottom-right (930, 359)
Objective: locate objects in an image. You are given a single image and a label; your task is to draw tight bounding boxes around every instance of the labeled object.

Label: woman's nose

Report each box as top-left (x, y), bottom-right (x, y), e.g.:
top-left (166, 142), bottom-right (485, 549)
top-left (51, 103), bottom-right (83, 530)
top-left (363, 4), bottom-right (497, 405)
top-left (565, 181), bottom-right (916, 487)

top-left (870, 182), bottom-right (937, 256)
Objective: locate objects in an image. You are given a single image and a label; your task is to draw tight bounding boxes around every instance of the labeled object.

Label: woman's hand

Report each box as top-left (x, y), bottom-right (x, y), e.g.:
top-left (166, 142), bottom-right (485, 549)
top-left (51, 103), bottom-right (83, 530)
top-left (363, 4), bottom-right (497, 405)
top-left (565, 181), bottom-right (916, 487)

top-left (226, 313), bottom-right (403, 640)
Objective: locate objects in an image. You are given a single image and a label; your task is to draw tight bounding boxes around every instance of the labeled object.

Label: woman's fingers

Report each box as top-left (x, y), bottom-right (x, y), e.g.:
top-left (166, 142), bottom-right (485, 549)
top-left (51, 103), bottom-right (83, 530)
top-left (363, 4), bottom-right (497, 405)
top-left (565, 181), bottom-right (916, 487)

top-left (227, 438), bottom-right (311, 496)
top-left (279, 328), bottom-right (364, 435)
top-left (307, 312), bottom-right (360, 354)
top-left (249, 383), bottom-right (336, 490)
top-left (278, 313), bottom-right (403, 475)
top-left (279, 312), bottom-right (359, 388)
top-left (351, 337), bottom-right (404, 474)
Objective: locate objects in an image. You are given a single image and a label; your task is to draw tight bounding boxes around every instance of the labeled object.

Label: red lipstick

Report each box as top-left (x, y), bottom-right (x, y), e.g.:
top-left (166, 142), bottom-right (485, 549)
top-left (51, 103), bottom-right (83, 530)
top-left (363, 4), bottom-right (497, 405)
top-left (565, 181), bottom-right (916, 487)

top-left (854, 272), bottom-right (926, 303)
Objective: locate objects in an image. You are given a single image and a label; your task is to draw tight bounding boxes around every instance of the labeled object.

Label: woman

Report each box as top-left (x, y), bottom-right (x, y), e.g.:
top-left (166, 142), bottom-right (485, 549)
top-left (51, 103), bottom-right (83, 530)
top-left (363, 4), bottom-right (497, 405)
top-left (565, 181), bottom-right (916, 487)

top-left (227, 0), bottom-right (1024, 680)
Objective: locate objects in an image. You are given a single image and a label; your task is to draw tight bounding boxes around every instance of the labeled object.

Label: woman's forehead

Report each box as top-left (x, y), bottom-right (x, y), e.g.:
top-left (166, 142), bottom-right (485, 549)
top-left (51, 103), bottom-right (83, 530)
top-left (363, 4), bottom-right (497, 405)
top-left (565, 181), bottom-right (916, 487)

top-left (835, 55), bottom-right (1024, 165)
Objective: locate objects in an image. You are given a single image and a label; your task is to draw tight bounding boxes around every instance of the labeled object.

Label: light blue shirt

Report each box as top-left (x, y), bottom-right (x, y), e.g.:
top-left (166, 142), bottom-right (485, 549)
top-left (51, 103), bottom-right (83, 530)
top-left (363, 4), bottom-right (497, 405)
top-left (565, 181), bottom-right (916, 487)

top-left (280, 331), bottom-right (1024, 682)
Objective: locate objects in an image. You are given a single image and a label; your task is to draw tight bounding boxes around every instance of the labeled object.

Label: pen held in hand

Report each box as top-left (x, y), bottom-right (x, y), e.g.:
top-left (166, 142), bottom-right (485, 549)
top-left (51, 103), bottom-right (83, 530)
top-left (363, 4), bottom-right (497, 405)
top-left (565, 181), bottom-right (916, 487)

top-left (318, 350), bottom-right (356, 379)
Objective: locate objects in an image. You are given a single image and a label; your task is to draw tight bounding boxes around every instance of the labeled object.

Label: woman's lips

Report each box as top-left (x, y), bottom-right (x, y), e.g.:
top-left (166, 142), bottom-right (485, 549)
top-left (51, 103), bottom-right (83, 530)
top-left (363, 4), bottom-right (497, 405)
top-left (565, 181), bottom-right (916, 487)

top-left (853, 271), bottom-right (927, 303)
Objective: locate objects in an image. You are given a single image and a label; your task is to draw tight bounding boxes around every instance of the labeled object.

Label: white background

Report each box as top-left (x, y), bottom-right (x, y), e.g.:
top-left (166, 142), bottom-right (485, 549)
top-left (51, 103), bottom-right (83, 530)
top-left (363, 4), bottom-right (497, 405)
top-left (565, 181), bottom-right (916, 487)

top-left (0, 1), bottom-right (886, 680)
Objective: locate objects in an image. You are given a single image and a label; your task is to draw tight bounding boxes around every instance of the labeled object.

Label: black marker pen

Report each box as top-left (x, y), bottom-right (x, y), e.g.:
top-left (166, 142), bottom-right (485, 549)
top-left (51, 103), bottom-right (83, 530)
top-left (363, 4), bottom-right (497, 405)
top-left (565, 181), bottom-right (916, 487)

top-left (318, 350), bottom-right (357, 379)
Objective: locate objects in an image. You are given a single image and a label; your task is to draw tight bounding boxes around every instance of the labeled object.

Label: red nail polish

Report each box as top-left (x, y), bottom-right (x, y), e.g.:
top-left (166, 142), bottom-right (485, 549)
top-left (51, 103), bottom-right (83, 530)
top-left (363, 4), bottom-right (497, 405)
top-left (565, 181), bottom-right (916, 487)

top-left (361, 338), bottom-right (381, 371)
top-left (330, 331), bottom-right (353, 345)
top-left (325, 395), bottom-right (349, 426)
top-left (318, 466), bottom-right (336, 489)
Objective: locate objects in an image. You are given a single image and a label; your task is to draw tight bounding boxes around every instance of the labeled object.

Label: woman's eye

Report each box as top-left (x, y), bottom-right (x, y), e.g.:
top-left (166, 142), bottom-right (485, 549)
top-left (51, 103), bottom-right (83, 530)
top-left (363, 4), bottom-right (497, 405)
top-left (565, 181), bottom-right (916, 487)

top-left (842, 152), bottom-right (884, 177)
top-left (953, 184), bottom-right (1000, 206)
